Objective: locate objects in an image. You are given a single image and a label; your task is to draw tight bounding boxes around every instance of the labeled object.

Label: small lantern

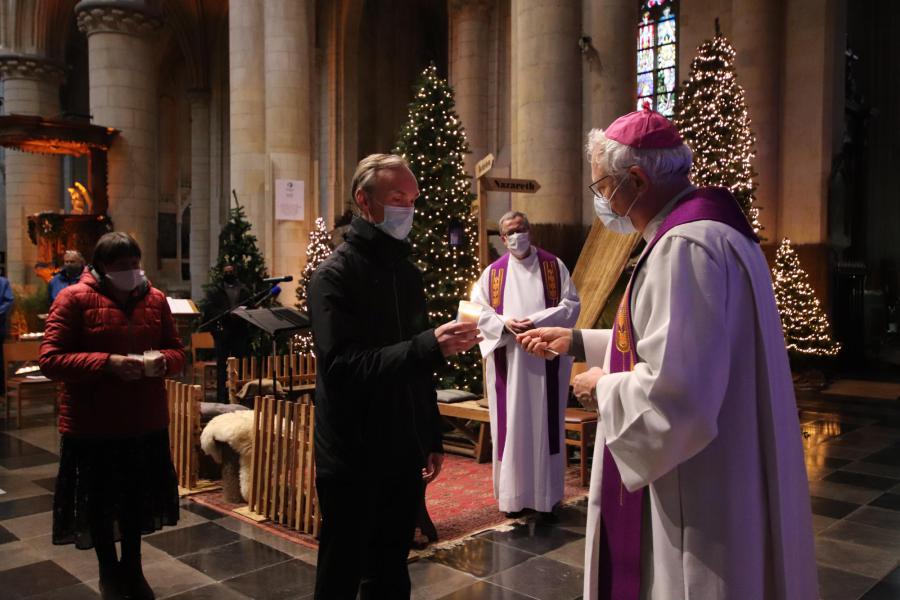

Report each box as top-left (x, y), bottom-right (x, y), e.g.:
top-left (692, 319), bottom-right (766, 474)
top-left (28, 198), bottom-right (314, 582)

top-left (448, 217), bottom-right (464, 248)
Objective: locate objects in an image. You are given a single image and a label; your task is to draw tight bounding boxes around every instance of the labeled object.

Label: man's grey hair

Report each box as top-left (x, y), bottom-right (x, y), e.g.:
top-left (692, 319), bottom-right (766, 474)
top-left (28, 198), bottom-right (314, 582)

top-left (498, 211), bottom-right (530, 233)
top-left (585, 128), bottom-right (693, 181)
top-left (350, 153), bottom-right (410, 210)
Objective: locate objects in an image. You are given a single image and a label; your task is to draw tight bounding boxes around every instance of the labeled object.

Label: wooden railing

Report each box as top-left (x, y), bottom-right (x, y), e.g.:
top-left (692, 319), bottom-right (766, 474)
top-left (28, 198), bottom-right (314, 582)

top-left (242, 394), bottom-right (321, 536)
top-left (166, 379), bottom-right (203, 492)
top-left (227, 353), bottom-right (316, 401)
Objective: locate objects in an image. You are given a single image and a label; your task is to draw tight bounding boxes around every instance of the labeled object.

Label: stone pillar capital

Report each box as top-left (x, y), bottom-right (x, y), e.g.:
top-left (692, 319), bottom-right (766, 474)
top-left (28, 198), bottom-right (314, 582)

top-left (0, 54), bottom-right (65, 83)
top-left (449, 0), bottom-right (492, 15)
top-left (76, 1), bottom-right (163, 37)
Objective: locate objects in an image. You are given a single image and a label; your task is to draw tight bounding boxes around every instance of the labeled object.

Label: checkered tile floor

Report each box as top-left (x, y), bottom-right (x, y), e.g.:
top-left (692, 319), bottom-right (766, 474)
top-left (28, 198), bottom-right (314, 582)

top-left (1, 392), bottom-right (898, 599)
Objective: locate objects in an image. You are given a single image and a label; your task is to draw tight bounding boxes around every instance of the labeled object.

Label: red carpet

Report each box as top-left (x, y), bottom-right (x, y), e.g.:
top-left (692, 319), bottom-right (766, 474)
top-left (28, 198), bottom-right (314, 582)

top-left (189, 454), bottom-right (589, 549)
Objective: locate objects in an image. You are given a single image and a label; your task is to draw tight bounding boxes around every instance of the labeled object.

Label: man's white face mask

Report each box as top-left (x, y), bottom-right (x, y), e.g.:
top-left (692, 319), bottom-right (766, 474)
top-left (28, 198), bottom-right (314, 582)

top-left (593, 176), bottom-right (640, 235)
top-left (505, 231), bottom-right (531, 257)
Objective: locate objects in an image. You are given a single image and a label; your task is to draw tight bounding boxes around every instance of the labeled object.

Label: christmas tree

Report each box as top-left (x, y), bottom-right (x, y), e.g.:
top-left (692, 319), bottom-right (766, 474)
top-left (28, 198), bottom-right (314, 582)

top-left (293, 217), bottom-right (334, 353)
top-left (199, 194), bottom-right (270, 321)
top-left (772, 238), bottom-right (841, 358)
top-left (673, 23), bottom-right (763, 235)
top-left (393, 64), bottom-right (482, 392)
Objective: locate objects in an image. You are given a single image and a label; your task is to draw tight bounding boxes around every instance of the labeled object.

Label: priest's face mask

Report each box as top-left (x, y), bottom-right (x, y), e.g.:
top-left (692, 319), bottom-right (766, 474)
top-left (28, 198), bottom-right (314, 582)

top-left (500, 215), bottom-right (531, 258)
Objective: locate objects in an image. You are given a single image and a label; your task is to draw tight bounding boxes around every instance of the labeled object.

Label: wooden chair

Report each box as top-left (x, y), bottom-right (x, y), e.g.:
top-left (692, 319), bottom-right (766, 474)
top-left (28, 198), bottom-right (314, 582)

top-left (3, 340), bottom-right (58, 428)
top-left (564, 407), bottom-right (598, 487)
top-left (237, 394), bottom-right (321, 536)
top-left (190, 332), bottom-right (217, 394)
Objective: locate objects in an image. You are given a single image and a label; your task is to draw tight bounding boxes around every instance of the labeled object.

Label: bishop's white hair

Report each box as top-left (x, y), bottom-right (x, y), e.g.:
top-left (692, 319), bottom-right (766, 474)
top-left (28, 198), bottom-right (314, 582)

top-left (585, 128), bottom-right (693, 182)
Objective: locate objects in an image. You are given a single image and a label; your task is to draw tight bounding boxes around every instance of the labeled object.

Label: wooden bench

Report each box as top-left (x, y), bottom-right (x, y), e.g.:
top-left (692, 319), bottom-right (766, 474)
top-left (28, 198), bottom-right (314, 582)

top-left (3, 340), bottom-right (58, 428)
top-left (438, 400), bottom-right (598, 486)
top-left (437, 400), bottom-right (492, 463)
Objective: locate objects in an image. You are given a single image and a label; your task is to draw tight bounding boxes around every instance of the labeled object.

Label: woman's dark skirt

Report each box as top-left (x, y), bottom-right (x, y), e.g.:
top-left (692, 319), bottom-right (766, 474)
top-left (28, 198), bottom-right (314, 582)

top-left (53, 429), bottom-right (180, 549)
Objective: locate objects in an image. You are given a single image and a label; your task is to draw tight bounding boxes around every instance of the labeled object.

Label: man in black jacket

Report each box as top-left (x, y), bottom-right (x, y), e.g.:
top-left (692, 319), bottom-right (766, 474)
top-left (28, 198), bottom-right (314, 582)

top-left (308, 154), bottom-right (481, 600)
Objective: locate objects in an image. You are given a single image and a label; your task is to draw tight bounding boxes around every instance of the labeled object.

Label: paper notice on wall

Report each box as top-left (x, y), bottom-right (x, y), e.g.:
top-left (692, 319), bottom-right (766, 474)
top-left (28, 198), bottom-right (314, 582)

top-left (275, 179), bottom-right (305, 221)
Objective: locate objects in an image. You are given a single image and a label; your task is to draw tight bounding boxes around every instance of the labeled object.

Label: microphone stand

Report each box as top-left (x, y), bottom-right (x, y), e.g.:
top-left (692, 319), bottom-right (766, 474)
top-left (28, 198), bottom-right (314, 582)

top-left (196, 285), bottom-right (277, 332)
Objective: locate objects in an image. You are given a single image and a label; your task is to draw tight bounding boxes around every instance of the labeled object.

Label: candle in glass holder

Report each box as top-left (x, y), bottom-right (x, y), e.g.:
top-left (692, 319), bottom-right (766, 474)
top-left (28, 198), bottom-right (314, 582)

top-left (457, 300), bottom-right (483, 324)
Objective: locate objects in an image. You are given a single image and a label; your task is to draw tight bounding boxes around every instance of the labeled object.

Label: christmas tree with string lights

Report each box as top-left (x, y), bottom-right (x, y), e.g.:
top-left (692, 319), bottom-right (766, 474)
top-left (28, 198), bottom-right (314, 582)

top-left (772, 238), bottom-right (841, 358)
top-left (393, 63), bottom-right (482, 392)
top-left (673, 23), bottom-right (763, 235)
top-left (293, 217), bottom-right (334, 353)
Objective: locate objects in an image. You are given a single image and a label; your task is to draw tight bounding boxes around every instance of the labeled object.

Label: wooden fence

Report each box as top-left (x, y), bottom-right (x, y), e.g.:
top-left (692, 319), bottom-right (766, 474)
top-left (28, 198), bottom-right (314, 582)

top-left (242, 394), bottom-right (321, 536)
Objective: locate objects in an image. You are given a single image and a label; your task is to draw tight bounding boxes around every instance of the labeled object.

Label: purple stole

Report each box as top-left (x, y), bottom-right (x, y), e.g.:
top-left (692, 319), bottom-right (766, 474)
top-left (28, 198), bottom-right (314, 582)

top-left (489, 247), bottom-right (562, 461)
top-left (598, 187), bottom-right (758, 600)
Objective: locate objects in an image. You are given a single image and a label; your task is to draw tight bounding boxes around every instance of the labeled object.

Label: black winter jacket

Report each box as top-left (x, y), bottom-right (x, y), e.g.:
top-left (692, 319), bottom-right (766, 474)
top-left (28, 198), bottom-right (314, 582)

top-left (308, 216), bottom-right (445, 479)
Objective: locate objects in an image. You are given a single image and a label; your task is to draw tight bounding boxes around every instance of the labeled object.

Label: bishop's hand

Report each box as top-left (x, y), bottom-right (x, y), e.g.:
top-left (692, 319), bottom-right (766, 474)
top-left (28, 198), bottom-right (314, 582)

top-left (516, 327), bottom-right (572, 359)
top-left (573, 367), bottom-right (604, 411)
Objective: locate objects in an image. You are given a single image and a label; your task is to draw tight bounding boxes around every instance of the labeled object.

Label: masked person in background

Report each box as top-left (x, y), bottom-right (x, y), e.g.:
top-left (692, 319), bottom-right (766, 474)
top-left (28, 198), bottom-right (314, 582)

top-left (308, 153), bottom-right (482, 599)
top-left (202, 263), bottom-right (253, 402)
top-left (470, 211), bottom-right (580, 520)
top-left (40, 232), bottom-right (185, 600)
top-left (49, 250), bottom-right (86, 303)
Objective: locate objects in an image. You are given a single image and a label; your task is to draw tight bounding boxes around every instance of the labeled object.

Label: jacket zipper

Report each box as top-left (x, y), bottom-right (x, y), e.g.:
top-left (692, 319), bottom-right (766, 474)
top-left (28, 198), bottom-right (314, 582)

top-left (391, 270), bottom-right (402, 338)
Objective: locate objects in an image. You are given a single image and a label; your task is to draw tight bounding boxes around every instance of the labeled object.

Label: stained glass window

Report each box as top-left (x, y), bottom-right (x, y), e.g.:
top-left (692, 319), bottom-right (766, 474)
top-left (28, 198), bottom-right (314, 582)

top-left (636, 0), bottom-right (679, 117)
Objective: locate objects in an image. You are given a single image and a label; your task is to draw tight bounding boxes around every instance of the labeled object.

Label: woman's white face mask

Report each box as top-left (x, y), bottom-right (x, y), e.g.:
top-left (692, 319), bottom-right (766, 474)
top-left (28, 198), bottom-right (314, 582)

top-left (106, 269), bottom-right (145, 292)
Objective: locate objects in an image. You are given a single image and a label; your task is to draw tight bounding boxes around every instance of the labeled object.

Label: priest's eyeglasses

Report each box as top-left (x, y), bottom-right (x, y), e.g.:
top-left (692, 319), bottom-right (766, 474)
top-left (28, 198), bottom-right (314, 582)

top-left (588, 175), bottom-right (613, 198)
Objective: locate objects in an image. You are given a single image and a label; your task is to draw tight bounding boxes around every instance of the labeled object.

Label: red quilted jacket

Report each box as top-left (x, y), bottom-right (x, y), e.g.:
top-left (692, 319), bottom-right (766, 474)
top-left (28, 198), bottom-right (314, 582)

top-left (39, 271), bottom-right (185, 437)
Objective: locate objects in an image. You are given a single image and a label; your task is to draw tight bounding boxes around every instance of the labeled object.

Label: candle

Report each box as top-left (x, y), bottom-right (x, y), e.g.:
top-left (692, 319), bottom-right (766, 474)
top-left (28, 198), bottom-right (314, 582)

top-left (457, 300), bottom-right (483, 324)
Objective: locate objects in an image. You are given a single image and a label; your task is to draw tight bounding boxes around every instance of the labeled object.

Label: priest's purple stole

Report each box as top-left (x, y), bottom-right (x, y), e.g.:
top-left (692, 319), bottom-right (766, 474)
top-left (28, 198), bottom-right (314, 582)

top-left (489, 248), bottom-right (562, 461)
top-left (598, 187), bottom-right (758, 600)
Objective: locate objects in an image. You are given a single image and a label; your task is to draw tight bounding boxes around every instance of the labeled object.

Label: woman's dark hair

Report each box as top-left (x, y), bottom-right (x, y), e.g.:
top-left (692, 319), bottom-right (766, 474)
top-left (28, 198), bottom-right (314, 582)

top-left (92, 232), bottom-right (142, 274)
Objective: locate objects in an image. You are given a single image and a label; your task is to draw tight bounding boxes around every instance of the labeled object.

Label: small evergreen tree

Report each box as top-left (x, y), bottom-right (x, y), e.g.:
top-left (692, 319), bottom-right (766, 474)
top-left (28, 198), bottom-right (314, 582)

top-left (199, 195), bottom-right (270, 321)
top-left (393, 64), bottom-right (482, 392)
top-left (772, 238), bottom-right (841, 358)
top-left (673, 24), bottom-right (763, 235)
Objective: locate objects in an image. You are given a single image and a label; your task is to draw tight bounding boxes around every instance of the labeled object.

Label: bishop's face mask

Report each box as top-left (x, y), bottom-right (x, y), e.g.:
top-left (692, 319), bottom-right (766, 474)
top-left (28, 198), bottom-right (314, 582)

top-left (593, 176), bottom-right (640, 235)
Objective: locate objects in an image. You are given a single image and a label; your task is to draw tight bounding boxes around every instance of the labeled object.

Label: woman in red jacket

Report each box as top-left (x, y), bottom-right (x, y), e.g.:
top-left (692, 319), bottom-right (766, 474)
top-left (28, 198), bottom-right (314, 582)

top-left (40, 232), bottom-right (186, 600)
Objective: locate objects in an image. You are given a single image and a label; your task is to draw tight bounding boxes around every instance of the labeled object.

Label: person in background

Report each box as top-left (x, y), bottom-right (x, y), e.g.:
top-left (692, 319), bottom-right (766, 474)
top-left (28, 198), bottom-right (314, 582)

top-left (48, 250), bottom-right (86, 303)
top-left (40, 232), bottom-right (185, 600)
top-left (202, 263), bottom-right (253, 402)
top-left (0, 273), bottom-right (13, 389)
top-left (470, 210), bottom-right (580, 520)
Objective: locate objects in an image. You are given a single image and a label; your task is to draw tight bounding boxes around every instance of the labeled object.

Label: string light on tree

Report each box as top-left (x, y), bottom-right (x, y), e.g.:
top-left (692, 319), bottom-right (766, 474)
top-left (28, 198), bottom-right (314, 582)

top-left (293, 217), bottom-right (334, 354)
top-left (772, 238), bottom-right (841, 358)
top-left (393, 63), bottom-right (482, 392)
top-left (673, 22), bottom-right (763, 235)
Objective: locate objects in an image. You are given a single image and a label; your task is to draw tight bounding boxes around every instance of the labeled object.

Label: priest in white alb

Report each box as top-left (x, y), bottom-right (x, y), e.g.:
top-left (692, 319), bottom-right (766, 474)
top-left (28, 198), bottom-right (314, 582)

top-left (470, 211), bottom-right (580, 518)
top-left (518, 108), bottom-right (817, 599)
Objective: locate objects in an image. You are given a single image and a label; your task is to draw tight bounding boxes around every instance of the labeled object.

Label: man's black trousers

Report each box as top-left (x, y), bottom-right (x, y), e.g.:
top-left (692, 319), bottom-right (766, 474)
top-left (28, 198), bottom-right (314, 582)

top-left (314, 469), bottom-right (422, 600)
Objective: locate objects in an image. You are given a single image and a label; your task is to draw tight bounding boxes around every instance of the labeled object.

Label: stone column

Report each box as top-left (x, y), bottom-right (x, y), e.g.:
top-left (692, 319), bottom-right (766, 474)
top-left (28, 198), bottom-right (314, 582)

top-left (189, 91), bottom-right (211, 299)
top-left (583, 0), bottom-right (638, 222)
top-left (265, 0), bottom-right (313, 300)
top-left (229, 0), bottom-right (266, 261)
top-left (510, 0), bottom-right (582, 265)
top-left (76, 1), bottom-right (162, 277)
top-left (0, 56), bottom-right (64, 284)
top-left (732, 0), bottom-right (782, 239)
top-left (449, 0), bottom-right (491, 180)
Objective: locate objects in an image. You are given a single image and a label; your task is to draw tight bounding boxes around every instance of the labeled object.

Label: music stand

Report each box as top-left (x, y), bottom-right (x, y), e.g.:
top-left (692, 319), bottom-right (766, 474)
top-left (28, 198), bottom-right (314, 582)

top-left (232, 307), bottom-right (311, 398)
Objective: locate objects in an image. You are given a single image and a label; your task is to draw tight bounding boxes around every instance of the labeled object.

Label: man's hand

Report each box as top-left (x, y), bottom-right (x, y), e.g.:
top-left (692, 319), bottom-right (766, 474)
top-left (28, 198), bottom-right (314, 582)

top-left (505, 318), bottom-right (535, 334)
top-left (422, 452), bottom-right (444, 484)
top-left (105, 354), bottom-right (143, 381)
top-left (435, 321), bottom-right (482, 357)
top-left (573, 367), bottom-right (605, 411)
top-left (516, 327), bottom-right (572, 359)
